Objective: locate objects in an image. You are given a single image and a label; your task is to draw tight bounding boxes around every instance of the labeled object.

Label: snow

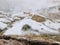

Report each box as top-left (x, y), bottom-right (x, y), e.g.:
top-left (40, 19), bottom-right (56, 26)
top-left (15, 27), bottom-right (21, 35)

top-left (0, 0), bottom-right (60, 35)
top-left (0, 18), bottom-right (11, 23)
top-left (11, 12), bottom-right (28, 18)
top-left (3, 18), bottom-right (60, 35)
top-left (0, 0), bottom-right (59, 14)
top-left (44, 20), bottom-right (60, 30)
top-left (0, 22), bottom-right (7, 30)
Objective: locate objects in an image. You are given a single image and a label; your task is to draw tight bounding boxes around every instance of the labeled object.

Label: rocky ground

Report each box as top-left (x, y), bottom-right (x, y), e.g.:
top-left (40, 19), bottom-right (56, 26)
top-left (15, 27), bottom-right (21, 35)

top-left (0, 35), bottom-right (60, 45)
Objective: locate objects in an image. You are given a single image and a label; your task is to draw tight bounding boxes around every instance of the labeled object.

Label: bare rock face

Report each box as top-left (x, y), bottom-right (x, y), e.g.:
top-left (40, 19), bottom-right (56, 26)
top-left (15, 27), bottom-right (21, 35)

top-left (0, 35), bottom-right (59, 45)
top-left (32, 15), bottom-right (46, 22)
top-left (0, 39), bottom-right (23, 45)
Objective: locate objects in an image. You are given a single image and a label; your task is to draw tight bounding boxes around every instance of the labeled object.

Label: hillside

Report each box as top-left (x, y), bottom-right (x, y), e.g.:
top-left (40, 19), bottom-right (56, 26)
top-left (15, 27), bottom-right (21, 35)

top-left (0, 0), bottom-right (60, 45)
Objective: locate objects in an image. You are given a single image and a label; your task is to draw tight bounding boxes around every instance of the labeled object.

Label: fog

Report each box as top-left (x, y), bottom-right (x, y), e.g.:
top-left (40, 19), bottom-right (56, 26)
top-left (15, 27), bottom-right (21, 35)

top-left (0, 0), bottom-right (60, 13)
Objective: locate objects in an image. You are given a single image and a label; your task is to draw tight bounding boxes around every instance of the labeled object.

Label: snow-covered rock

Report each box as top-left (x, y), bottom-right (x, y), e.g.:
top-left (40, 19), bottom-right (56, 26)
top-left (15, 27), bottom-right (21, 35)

top-left (0, 0), bottom-right (60, 36)
top-left (0, 22), bottom-right (7, 30)
top-left (3, 18), bottom-right (60, 35)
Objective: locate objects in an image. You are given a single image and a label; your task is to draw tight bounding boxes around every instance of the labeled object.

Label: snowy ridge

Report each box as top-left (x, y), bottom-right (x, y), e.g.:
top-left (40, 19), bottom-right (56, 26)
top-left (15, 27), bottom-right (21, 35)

top-left (0, 0), bottom-right (60, 35)
top-left (0, 9), bottom-right (60, 35)
top-left (3, 17), bottom-right (60, 35)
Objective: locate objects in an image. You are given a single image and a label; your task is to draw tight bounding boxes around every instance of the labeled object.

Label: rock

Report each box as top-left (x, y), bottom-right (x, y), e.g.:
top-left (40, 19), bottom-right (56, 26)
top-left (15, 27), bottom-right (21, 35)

top-left (22, 24), bottom-right (31, 31)
top-left (0, 35), bottom-right (59, 45)
top-left (32, 15), bottom-right (46, 22)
